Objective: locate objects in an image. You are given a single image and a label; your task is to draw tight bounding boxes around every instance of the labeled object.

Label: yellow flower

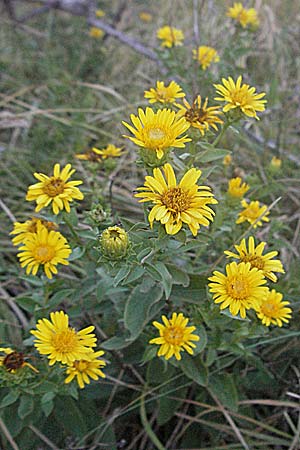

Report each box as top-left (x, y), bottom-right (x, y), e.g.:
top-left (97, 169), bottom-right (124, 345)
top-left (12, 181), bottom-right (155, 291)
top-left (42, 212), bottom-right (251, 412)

top-left (192, 46), bottom-right (220, 70)
top-left (135, 163), bottom-right (217, 236)
top-left (96, 9), bottom-right (105, 18)
top-left (31, 311), bottom-right (97, 366)
top-left (223, 154), bottom-right (232, 166)
top-left (270, 156), bottom-right (282, 169)
top-left (89, 27), bottom-right (104, 38)
top-left (144, 81), bottom-right (185, 105)
top-left (214, 75), bottom-right (266, 119)
top-left (176, 96), bottom-right (223, 136)
top-left (17, 222), bottom-right (71, 279)
top-left (157, 26), bottom-right (184, 48)
top-left (122, 107), bottom-right (191, 160)
top-left (100, 226), bottom-right (129, 259)
top-left (26, 163), bottom-right (84, 215)
top-left (256, 289), bottom-right (292, 327)
top-left (0, 347), bottom-right (38, 373)
top-left (10, 217), bottom-right (58, 246)
top-left (139, 12), bottom-right (152, 22)
top-left (227, 3), bottom-right (259, 28)
top-left (224, 236), bottom-right (285, 282)
top-left (65, 350), bottom-right (106, 389)
top-left (149, 312), bottom-right (200, 361)
top-left (236, 199), bottom-right (270, 228)
top-left (227, 177), bottom-right (250, 198)
top-left (76, 145), bottom-right (123, 161)
top-left (208, 262), bottom-right (268, 318)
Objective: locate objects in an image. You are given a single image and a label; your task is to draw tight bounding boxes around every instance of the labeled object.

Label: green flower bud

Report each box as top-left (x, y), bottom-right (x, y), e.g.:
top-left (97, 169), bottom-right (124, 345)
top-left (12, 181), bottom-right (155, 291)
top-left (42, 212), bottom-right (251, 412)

top-left (100, 226), bottom-right (129, 259)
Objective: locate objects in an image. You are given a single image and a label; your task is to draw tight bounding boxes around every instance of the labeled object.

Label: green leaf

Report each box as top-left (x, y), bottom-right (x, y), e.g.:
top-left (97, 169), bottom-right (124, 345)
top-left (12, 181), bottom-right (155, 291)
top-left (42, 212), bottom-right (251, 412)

top-left (152, 261), bottom-right (172, 299)
top-left (55, 397), bottom-right (87, 436)
top-left (197, 147), bottom-right (231, 163)
top-left (172, 275), bottom-right (207, 305)
top-left (113, 266), bottom-right (131, 287)
top-left (41, 392), bottom-right (55, 417)
top-left (16, 296), bottom-right (38, 313)
top-left (48, 289), bottom-right (74, 308)
top-left (165, 264), bottom-right (190, 287)
top-left (177, 355), bottom-right (208, 386)
top-left (68, 246), bottom-right (85, 261)
top-left (18, 395), bottom-right (34, 419)
top-left (101, 336), bottom-right (132, 350)
top-left (209, 374), bottom-right (239, 412)
top-left (0, 391), bottom-right (19, 408)
top-left (124, 284), bottom-right (164, 341)
top-left (123, 265), bottom-right (145, 284)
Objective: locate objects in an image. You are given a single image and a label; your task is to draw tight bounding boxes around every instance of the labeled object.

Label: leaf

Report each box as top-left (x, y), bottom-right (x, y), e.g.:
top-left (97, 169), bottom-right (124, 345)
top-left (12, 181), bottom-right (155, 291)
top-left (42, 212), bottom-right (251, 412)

top-left (124, 284), bottom-right (164, 341)
top-left (209, 374), bottom-right (239, 412)
top-left (41, 392), bottom-right (55, 417)
top-left (113, 266), bottom-right (131, 287)
top-left (172, 275), bottom-right (207, 305)
top-left (48, 289), bottom-right (74, 308)
top-left (177, 355), bottom-right (208, 386)
top-left (18, 395), bottom-right (34, 419)
top-left (152, 261), bottom-right (173, 299)
top-left (123, 265), bottom-right (145, 284)
top-left (165, 264), bottom-right (190, 287)
top-left (197, 147), bottom-right (231, 163)
top-left (16, 296), bottom-right (38, 313)
top-left (55, 397), bottom-right (87, 436)
top-left (101, 336), bottom-right (132, 350)
top-left (68, 246), bottom-right (85, 261)
top-left (0, 391), bottom-right (19, 408)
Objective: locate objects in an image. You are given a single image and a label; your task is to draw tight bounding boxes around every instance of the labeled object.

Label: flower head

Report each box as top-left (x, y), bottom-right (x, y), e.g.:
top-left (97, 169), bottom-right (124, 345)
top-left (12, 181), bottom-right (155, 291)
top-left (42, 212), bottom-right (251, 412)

top-left (256, 289), bottom-right (292, 327)
top-left (149, 312), bottom-right (199, 360)
top-left (223, 154), bottom-right (232, 166)
top-left (96, 9), bottom-right (105, 18)
top-left (0, 347), bottom-right (38, 373)
top-left (227, 3), bottom-right (259, 28)
top-left (208, 261), bottom-right (268, 318)
top-left (10, 217), bottom-right (58, 246)
top-left (135, 163), bottom-right (217, 236)
top-left (270, 156), bottom-right (282, 169)
top-left (122, 107), bottom-right (190, 160)
top-left (139, 12), bottom-right (153, 22)
top-left (31, 311), bottom-right (97, 366)
top-left (224, 236), bottom-right (285, 282)
top-left (144, 81), bottom-right (185, 105)
top-left (89, 27), bottom-right (104, 38)
top-left (227, 177), bottom-right (250, 198)
top-left (76, 145), bottom-right (123, 162)
top-left (157, 26), bottom-right (184, 48)
top-left (100, 226), bottom-right (129, 259)
top-left (17, 222), bottom-right (71, 279)
top-left (64, 350), bottom-right (106, 389)
top-left (176, 96), bottom-right (223, 136)
top-left (193, 46), bottom-right (219, 70)
top-left (236, 199), bottom-right (270, 228)
top-left (26, 163), bottom-right (84, 215)
top-left (214, 76), bottom-right (266, 119)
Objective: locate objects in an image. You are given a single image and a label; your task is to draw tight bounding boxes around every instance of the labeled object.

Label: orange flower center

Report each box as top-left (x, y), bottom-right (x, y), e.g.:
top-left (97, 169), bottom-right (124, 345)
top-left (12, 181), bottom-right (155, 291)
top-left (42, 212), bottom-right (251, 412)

top-left (227, 276), bottom-right (250, 300)
top-left (34, 244), bottom-right (55, 263)
top-left (161, 187), bottom-right (190, 214)
top-left (74, 360), bottom-right (89, 371)
top-left (43, 177), bottom-right (65, 197)
top-left (148, 127), bottom-right (166, 141)
top-left (164, 326), bottom-right (184, 345)
top-left (51, 329), bottom-right (77, 353)
top-left (261, 302), bottom-right (278, 317)
top-left (242, 255), bottom-right (265, 270)
top-left (185, 107), bottom-right (207, 124)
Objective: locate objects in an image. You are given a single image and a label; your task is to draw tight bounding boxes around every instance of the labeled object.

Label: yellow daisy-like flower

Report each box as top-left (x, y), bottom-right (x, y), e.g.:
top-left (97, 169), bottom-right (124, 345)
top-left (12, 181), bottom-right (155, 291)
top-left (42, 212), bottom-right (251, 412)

top-left (208, 261), bottom-right (268, 318)
top-left (224, 236), bottom-right (285, 282)
top-left (17, 223), bottom-right (71, 279)
top-left (236, 199), bottom-right (270, 228)
top-left (223, 154), bottom-right (232, 166)
top-left (149, 312), bottom-right (200, 361)
top-left (192, 46), bottom-right (220, 70)
top-left (31, 311), bottom-right (97, 366)
top-left (227, 177), bottom-right (250, 198)
top-left (26, 163), bottom-right (84, 215)
top-left (256, 289), bottom-right (292, 327)
top-left (270, 156), bottom-right (282, 169)
top-left (89, 27), bottom-right (104, 38)
top-left (76, 145), bottom-right (123, 161)
top-left (100, 226), bottom-right (129, 259)
top-left (214, 75), bottom-right (267, 119)
top-left (65, 350), bottom-right (106, 389)
top-left (0, 347), bottom-right (38, 373)
top-left (122, 107), bottom-right (191, 160)
top-left (10, 217), bottom-right (58, 246)
top-left (135, 163), bottom-right (217, 236)
top-left (176, 96), bottom-right (223, 136)
top-left (139, 12), bottom-right (153, 22)
top-left (157, 26), bottom-right (184, 48)
top-left (227, 3), bottom-right (259, 28)
top-left (144, 81), bottom-right (185, 105)
top-left (96, 9), bottom-right (105, 18)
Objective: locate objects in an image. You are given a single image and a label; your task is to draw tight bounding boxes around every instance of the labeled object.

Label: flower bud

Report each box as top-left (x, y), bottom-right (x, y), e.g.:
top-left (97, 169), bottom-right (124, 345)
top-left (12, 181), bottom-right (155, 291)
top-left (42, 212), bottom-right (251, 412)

top-left (100, 226), bottom-right (129, 259)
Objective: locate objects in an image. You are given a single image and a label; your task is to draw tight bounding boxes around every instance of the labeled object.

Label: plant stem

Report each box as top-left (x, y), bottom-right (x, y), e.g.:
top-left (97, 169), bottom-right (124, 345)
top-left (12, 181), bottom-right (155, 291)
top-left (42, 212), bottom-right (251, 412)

top-left (212, 120), bottom-right (231, 147)
top-left (140, 392), bottom-right (166, 450)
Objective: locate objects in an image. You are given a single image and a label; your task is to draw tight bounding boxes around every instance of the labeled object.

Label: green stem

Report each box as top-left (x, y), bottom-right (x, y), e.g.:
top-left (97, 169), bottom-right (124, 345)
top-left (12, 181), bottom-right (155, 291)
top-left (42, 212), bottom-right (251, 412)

top-left (140, 392), bottom-right (166, 450)
top-left (212, 120), bottom-right (231, 147)
top-left (63, 214), bottom-right (81, 245)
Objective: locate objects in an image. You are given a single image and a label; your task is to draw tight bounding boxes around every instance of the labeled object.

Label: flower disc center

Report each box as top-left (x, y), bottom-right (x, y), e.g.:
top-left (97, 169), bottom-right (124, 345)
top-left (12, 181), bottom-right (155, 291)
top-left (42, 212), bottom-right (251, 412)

top-left (227, 276), bottom-right (250, 300)
top-left (148, 127), bottom-right (166, 141)
top-left (74, 360), bottom-right (89, 372)
top-left (164, 326), bottom-right (184, 345)
top-left (243, 255), bottom-right (264, 270)
top-left (43, 177), bottom-right (65, 197)
top-left (161, 187), bottom-right (189, 213)
top-left (34, 244), bottom-right (55, 263)
top-left (51, 329), bottom-right (77, 353)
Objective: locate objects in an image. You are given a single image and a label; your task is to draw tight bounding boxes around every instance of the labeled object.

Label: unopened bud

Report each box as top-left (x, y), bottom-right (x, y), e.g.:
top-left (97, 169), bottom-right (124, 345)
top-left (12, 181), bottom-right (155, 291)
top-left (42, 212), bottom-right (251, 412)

top-left (100, 226), bottom-right (129, 259)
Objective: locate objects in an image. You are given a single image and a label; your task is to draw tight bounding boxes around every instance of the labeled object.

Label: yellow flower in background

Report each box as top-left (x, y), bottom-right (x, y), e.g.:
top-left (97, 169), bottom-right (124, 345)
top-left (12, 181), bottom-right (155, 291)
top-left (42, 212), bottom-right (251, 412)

top-left (26, 163), bottom-right (84, 215)
top-left (139, 11), bottom-right (153, 22)
top-left (96, 9), bottom-right (105, 18)
top-left (270, 156), bottom-right (282, 169)
top-left (122, 107), bottom-right (190, 160)
top-left (236, 199), bottom-right (270, 228)
top-left (65, 350), bottom-right (106, 389)
top-left (214, 76), bottom-right (266, 119)
top-left (100, 226), bottom-right (129, 259)
top-left (176, 95), bottom-right (223, 136)
top-left (93, 144), bottom-right (123, 160)
top-left (227, 3), bottom-right (259, 28)
top-left (157, 26), bottom-right (184, 48)
top-left (149, 312), bottom-right (200, 360)
top-left (227, 177), bottom-right (250, 198)
top-left (17, 222), bottom-right (71, 279)
top-left (89, 27), bottom-right (104, 38)
top-left (193, 46), bottom-right (220, 70)
top-left (256, 289), bottom-right (292, 327)
top-left (10, 217), bottom-right (58, 246)
top-left (135, 163), bottom-right (217, 236)
top-left (144, 80), bottom-right (185, 105)
top-left (208, 262), bottom-right (268, 318)
top-left (31, 311), bottom-right (97, 366)
top-left (224, 236), bottom-right (285, 282)
top-left (223, 154), bottom-right (232, 166)
top-left (0, 347), bottom-right (38, 373)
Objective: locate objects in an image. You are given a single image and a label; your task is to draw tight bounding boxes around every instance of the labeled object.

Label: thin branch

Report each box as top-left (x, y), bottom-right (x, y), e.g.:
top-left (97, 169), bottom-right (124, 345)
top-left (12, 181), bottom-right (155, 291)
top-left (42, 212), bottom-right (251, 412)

top-left (0, 417), bottom-right (19, 450)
